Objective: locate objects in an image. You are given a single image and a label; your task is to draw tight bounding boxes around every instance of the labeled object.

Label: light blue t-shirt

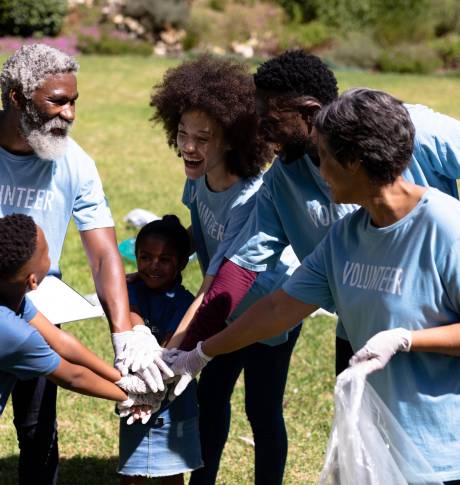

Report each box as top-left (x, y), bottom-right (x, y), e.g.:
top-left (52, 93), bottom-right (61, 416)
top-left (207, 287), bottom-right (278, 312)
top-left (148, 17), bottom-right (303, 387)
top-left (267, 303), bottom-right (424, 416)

top-left (0, 298), bottom-right (61, 416)
top-left (225, 104), bottom-right (460, 338)
top-left (0, 138), bottom-right (114, 276)
top-left (182, 175), bottom-right (300, 346)
top-left (283, 188), bottom-right (460, 481)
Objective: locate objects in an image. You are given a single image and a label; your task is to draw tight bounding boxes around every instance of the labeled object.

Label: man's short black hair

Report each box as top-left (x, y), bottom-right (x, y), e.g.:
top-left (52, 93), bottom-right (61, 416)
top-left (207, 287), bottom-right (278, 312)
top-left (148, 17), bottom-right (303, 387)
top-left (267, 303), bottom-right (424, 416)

top-left (254, 49), bottom-right (338, 105)
top-left (314, 88), bottom-right (415, 184)
top-left (0, 214), bottom-right (37, 278)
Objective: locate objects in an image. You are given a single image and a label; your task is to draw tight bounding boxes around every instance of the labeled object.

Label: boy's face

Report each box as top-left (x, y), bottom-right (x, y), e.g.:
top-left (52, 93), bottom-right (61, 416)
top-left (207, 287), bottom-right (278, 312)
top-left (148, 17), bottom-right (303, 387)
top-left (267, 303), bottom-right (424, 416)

top-left (136, 235), bottom-right (181, 292)
top-left (23, 226), bottom-right (51, 290)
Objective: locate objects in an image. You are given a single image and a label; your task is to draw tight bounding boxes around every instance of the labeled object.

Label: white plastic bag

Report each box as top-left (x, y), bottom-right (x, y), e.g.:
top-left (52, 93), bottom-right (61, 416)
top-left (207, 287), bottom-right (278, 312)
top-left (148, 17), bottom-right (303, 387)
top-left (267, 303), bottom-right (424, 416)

top-left (123, 208), bottom-right (160, 228)
top-left (317, 362), bottom-right (442, 485)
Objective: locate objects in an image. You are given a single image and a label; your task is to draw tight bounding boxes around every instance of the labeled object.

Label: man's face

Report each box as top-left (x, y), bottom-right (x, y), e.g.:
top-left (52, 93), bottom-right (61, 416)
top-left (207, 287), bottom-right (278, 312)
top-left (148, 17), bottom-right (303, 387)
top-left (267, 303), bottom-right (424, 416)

top-left (255, 92), bottom-right (314, 162)
top-left (19, 72), bottom-right (78, 161)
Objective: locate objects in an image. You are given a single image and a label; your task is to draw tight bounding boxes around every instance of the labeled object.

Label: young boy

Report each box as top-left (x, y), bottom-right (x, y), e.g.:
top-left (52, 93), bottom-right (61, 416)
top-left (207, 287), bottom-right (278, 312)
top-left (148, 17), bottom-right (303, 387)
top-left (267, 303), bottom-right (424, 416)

top-left (0, 213), bottom-right (143, 415)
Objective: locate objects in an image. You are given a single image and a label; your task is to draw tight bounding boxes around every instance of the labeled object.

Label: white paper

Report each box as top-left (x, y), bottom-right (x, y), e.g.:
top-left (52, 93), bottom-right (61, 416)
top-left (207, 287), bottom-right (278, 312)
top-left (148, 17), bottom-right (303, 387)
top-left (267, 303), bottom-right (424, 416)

top-left (27, 276), bottom-right (105, 325)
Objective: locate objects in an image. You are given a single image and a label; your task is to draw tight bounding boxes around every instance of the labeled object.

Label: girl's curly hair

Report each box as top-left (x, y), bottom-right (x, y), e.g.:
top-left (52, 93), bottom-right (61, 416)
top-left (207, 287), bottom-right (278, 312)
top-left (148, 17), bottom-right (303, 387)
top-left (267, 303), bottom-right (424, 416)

top-left (151, 55), bottom-right (272, 179)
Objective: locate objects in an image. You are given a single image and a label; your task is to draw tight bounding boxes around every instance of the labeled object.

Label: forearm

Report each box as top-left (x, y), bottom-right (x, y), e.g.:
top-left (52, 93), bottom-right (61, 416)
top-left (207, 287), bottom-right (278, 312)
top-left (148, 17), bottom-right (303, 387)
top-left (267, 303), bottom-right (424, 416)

top-left (201, 289), bottom-right (316, 357)
top-left (48, 360), bottom-right (127, 401)
top-left (179, 259), bottom-right (258, 351)
top-left (167, 276), bottom-right (213, 349)
top-left (411, 323), bottom-right (460, 356)
top-left (30, 312), bottom-right (121, 381)
top-left (81, 228), bottom-right (131, 332)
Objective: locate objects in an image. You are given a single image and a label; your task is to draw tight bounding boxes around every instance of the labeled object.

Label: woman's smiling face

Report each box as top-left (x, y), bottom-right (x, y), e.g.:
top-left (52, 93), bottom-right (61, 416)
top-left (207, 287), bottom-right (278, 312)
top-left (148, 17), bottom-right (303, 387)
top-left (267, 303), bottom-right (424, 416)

top-left (176, 109), bottom-right (228, 180)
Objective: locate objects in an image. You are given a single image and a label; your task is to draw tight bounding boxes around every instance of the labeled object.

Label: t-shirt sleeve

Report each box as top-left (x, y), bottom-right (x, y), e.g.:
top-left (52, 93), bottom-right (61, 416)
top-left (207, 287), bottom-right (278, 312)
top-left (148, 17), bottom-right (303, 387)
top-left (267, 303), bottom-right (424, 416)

top-left (282, 237), bottom-right (334, 310)
top-left (182, 180), bottom-right (192, 210)
top-left (72, 146), bottom-right (114, 231)
top-left (226, 183), bottom-right (290, 272)
top-left (0, 312), bottom-right (61, 381)
top-left (22, 296), bottom-right (38, 322)
top-left (412, 107), bottom-right (460, 180)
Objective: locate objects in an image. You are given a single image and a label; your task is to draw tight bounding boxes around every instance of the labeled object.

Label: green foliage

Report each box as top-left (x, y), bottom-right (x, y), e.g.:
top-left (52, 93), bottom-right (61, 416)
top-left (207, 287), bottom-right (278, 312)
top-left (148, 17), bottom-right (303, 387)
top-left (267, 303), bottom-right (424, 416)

top-left (0, 0), bottom-right (67, 37)
top-left (278, 20), bottom-right (332, 51)
top-left (123, 0), bottom-right (190, 37)
top-left (77, 34), bottom-right (152, 56)
top-left (328, 32), bottom-right (381, 69)
top-left (278, 0), bottom-right (319, 22)
top-left (378, 44), bottom-right (442, 74)
top-left (431, 33), bottom-right (460, 68)
top-left (431, 0), bottom-right (460, 36)
top-left (208, 0), bottom-right (227, 11)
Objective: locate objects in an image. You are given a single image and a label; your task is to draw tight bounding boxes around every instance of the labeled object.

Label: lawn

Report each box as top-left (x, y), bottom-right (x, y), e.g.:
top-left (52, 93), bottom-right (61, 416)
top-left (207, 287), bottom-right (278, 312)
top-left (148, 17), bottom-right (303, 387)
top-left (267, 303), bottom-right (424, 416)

top-left (0, 55), bottom-right (459, 484)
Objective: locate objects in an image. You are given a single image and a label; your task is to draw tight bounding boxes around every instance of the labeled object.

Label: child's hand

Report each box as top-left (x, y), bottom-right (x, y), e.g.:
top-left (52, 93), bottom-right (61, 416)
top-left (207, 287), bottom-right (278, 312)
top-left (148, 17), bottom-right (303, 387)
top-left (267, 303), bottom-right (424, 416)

top-left (127, 405), bottom-right (153, 425)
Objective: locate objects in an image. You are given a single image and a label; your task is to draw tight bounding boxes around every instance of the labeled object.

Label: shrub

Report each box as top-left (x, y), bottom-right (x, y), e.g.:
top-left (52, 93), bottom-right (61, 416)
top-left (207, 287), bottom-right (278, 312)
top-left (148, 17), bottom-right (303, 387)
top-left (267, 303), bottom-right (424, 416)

top-left (277, 0), bottom-right (319, 22)
top-left (0, 0), bottom-right (68, 37)
top-left (77, 33), bottom-right (152, 56)
top-left (378, 44), bottom-right (442, 74)
top-left (278, 20), bottom-right (332, 51)
top-left (122, 0), bottom-right (190, 39)
top-left (328, 32), bottom-right (381, 69)
top-left (431, 34), bottom-right (460, 68)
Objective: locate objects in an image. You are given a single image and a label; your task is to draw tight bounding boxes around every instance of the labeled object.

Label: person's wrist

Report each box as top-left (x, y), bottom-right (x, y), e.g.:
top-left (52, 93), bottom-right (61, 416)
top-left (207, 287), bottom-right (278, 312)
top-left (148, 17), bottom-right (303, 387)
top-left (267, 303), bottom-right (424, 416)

top-left (197, 341), bottom-right (212, 362)
top-left (397, 328), bottom-right (412, 352)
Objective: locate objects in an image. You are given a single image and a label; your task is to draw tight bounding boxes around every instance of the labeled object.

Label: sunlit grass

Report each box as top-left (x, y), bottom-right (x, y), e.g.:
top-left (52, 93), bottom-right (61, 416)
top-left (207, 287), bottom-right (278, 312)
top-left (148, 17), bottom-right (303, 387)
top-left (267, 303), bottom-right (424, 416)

top-left (0, 54), bottom-right (459, 484)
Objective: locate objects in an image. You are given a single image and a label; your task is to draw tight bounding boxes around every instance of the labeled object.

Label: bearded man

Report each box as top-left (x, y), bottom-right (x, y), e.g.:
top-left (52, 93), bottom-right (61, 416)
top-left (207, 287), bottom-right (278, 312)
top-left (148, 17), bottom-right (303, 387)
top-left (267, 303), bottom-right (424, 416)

top-left (0, 44), bottom-right (170, 485)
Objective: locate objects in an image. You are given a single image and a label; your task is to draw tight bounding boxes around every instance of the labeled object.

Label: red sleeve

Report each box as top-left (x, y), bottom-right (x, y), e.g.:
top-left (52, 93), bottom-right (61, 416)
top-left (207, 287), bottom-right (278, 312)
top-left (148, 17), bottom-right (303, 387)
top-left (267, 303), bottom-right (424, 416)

top-left (179, 258), bottom-right (257, 350)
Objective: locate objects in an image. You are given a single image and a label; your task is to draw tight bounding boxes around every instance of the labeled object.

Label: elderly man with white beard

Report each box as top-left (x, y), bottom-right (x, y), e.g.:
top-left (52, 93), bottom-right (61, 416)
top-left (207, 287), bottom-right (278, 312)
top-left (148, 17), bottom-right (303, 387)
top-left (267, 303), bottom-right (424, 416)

top-left (0, 44), bottom-right (172, 485)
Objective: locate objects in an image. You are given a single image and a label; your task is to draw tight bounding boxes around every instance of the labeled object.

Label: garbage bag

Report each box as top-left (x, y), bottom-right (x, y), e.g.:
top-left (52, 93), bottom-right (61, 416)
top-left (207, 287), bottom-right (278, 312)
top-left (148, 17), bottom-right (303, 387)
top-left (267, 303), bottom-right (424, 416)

top-left (317, 362), bottom-right (442, 485)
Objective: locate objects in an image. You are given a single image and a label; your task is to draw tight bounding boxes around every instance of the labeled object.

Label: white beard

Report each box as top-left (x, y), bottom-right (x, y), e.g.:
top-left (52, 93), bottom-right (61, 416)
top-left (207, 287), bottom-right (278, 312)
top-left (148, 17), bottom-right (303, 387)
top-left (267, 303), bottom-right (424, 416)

top-left (19, 103), bottom-right (72, 161)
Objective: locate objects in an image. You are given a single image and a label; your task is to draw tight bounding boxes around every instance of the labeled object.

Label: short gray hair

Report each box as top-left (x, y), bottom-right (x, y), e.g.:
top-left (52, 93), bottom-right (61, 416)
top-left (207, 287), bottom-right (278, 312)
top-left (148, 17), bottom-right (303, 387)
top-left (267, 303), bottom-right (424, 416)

top-left (0, 43), bottom-right (79, 110)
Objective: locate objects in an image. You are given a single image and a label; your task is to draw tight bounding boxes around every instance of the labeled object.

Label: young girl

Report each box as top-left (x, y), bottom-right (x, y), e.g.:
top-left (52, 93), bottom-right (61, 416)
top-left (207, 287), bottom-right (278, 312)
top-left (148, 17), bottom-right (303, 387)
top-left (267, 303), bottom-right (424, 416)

top-left (118, 215), bottom-right (202, 485)
top-left (150, 55), bottom-right (301, 485)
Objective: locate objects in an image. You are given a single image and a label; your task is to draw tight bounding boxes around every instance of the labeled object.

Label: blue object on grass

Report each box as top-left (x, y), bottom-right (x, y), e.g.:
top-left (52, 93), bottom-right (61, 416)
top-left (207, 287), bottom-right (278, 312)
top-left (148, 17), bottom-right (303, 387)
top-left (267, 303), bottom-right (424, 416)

top-left (118, 237), bottom-right (197, 263)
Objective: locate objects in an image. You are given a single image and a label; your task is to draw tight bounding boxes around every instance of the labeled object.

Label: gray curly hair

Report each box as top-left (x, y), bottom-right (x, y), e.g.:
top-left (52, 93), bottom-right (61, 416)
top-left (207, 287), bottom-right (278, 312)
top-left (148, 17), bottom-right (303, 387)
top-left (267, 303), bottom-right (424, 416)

top-left (0, 43), bottom-right (79, 110)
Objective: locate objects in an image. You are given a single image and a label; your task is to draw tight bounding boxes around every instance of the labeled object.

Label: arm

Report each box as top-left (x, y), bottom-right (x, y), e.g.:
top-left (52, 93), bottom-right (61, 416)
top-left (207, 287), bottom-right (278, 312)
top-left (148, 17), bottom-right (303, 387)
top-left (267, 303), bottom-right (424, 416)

top-left (179, 259), bottom-right (258, 350)
top-left (410, 324), bottom-right (460, 356)
top-left (202, 289), bottom-right (317, 357)
top-left (47, 358), bottom-right (127, 401)
top-left (29, 311), bottom-right (121, 382)
top-left (166, 275), bottom-right (214, 349)
top-left (80, 227), bottom-right (131, 333)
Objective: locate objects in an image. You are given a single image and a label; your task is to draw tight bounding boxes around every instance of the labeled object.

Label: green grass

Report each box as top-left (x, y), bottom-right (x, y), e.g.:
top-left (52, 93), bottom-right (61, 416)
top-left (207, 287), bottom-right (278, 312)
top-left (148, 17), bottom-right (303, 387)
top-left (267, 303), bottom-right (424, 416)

top-left (0, 55), bottom-right (459, 484)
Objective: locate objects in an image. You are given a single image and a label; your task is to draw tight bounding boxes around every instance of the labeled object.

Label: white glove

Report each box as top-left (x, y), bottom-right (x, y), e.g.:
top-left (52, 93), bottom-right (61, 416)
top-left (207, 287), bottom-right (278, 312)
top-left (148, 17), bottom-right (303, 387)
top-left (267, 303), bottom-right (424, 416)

top-left (168, 342), bottom-right (212, 397)
top-left (118, 325), bottom-right (174, 392)
top-left (349, 328), bottom-right (412, 373)
top-left (116, 373), bottom-right (150, 394)
top-left (117, 389), bottom-right (167, 425)
top-left (111, 330), bottom-right (133, 376)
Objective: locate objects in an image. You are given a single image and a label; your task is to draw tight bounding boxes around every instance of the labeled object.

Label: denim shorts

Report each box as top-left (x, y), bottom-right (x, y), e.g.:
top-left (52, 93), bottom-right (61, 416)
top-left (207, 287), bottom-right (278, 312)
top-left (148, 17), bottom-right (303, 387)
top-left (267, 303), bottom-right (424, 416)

top-left (118, 414), bottom-right (203, 478)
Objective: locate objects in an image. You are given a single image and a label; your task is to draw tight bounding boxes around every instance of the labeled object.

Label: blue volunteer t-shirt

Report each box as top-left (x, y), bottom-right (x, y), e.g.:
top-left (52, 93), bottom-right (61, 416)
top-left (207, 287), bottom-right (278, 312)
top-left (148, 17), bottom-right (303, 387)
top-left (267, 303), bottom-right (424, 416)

top-left (283, 188), bottom-right (460, 482)
top-left (127, 279), bottom-right (198, 422)
top-left (183, 175), bottom-right (300, 345)
top-left (0, 298), bottom-right (61, 416)
top-left (0, 138), bottom-right (114, 276)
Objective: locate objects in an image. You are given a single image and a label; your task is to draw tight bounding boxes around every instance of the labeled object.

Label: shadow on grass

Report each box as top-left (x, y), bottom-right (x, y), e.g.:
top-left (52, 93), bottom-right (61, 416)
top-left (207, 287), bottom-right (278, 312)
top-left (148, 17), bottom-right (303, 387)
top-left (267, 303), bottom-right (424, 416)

top-left (0, 455), bottom-right (124, 485)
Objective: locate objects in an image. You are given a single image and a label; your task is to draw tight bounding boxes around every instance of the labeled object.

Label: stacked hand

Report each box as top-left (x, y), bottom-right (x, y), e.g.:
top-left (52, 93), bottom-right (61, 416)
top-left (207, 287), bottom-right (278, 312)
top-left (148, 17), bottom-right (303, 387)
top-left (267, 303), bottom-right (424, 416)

top-left (118, 389), bottom-right (167, 425)
top-left (349, 327), bottom-right (412, 374)
top-left (163, 342), bottom-right (212, 397)
top-left (112, 325), bottom-right (174, 392)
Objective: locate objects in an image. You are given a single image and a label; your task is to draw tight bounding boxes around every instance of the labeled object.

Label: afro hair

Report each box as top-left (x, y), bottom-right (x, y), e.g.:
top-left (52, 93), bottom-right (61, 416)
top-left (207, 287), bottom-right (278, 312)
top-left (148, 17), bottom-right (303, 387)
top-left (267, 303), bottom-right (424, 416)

top-left (150, 54), bottom-right (272, 179)
top-left (254, 49), bottom-right (338, 105)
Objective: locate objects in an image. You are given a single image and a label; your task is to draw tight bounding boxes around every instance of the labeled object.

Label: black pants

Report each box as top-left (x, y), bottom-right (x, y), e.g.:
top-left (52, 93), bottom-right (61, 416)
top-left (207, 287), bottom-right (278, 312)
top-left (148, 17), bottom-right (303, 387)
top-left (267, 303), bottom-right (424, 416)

top-left (335, 336), bottom-right (354, 376)
top-left (12, 376), bottom-right (59, 485)
top-left (189, 324), bottom-right (302, 485)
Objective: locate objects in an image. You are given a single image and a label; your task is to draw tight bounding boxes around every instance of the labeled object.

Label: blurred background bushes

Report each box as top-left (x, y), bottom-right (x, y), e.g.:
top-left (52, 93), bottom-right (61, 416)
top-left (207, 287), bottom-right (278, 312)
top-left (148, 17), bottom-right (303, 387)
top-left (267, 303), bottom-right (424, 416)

top-left (0, 0), bottom-right (459, 74)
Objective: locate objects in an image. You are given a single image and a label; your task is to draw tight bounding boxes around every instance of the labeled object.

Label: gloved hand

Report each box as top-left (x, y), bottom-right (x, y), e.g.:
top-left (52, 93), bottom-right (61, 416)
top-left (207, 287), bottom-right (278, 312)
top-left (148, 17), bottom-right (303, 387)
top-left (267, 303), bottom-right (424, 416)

top-left (349, 328), bottom-right (412, 373)
top-left (116, 373), bottom-right (150, 394)
top-left (167, 342), bottom-right (212, 397)
top-left (114, 325), bottom-right (174, 392)
top-left (117, 389), bottom-right (167, 425)
top-left (111, 330), bottom-right (133, 376)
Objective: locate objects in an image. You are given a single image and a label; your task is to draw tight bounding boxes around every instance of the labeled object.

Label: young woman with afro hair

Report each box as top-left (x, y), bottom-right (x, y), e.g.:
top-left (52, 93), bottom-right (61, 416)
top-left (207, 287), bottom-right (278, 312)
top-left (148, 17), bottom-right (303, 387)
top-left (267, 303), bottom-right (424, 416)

top-left (151, 54), bottom-right (302, 485)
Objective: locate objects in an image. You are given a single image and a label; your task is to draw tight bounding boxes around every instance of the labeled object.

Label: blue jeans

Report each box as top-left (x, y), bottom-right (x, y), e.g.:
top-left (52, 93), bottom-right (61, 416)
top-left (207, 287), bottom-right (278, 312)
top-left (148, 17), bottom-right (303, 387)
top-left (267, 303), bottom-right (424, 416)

top-left (189, 323), bottom-right (302, 485)
top-left (12, 376), bottom-right (59, 485)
